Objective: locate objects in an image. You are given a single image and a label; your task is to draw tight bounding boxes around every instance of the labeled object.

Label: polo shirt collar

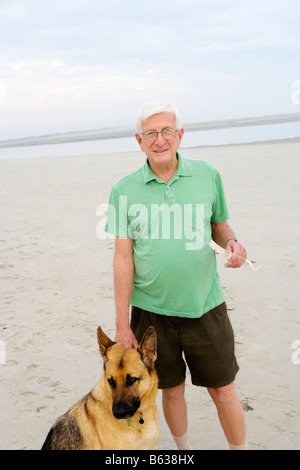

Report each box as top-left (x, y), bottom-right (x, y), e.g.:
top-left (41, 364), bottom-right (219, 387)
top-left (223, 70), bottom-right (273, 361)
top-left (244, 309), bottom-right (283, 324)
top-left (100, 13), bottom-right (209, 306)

top-left (143, 153), bottom-right (192, 184)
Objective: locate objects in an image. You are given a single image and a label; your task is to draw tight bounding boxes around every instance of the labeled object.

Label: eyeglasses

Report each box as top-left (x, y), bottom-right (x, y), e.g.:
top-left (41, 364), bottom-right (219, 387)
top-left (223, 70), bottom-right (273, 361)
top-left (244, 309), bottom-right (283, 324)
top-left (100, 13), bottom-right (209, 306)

top-left (140, 128), bottom-right (179, 141)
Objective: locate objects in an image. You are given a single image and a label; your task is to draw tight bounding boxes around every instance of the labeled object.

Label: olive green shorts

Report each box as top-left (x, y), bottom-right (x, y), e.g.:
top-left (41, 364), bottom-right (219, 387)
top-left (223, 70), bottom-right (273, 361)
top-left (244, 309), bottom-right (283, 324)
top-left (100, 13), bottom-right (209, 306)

top-left (131, 302), bottom-right (239, 389)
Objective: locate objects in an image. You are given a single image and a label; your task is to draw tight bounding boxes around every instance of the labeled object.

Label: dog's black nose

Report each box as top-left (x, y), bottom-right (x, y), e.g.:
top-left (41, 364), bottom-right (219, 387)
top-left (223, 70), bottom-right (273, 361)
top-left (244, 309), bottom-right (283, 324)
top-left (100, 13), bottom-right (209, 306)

top-left (112, 400), bottom-right (140, 420)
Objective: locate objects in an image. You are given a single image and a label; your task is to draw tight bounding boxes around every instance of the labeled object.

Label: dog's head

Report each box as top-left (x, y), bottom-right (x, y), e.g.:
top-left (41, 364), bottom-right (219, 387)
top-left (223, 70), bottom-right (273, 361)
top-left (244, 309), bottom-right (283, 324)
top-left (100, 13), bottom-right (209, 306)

top-left (97, 326), bottom-right (157, 420)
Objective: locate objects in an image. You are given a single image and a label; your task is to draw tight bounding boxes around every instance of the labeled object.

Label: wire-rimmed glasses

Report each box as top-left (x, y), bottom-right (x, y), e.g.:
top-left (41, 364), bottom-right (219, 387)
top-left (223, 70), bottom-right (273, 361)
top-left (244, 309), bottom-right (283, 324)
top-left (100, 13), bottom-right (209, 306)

top-left (140, 128), bottom-right (179, 141)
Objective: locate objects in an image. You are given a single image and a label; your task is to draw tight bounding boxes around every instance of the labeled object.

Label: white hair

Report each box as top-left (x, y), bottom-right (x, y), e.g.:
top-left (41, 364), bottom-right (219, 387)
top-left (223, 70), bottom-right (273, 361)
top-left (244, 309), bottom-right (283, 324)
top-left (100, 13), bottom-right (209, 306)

top-left (135, 100), bottom-right (182, 134)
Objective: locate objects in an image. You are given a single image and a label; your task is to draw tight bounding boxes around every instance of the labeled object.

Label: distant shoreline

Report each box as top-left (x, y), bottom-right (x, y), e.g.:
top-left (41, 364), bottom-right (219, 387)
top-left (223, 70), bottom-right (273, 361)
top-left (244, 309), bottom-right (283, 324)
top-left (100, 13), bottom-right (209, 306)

top-left (184, 135), bottom-right (300, 148)
top-left (1, 112), bottom-right (300, 149)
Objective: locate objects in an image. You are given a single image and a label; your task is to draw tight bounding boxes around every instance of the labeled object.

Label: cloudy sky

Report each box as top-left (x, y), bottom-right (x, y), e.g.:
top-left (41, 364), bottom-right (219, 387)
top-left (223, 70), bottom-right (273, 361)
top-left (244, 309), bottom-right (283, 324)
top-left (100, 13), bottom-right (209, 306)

top-left (1, 0), bottom-right (299, 139)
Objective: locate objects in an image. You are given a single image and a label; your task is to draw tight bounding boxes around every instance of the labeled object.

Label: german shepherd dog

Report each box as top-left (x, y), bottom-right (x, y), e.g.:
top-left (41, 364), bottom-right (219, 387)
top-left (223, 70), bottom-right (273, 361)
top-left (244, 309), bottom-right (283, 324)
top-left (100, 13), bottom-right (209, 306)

top-left (41, 326), bottom-right (159, 450)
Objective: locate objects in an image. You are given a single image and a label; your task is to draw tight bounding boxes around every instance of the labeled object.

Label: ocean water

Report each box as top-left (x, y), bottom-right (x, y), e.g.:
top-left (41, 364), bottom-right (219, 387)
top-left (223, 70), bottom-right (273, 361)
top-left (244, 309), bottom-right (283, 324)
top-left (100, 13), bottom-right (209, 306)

top-left (0, 121), bottom-right (299, 161)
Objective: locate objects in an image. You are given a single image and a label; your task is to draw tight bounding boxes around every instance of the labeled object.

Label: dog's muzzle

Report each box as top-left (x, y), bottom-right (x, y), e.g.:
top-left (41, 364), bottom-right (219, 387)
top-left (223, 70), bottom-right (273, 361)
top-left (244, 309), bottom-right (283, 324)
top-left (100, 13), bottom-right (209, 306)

top-left (112, 400), bottom-right (141, 420)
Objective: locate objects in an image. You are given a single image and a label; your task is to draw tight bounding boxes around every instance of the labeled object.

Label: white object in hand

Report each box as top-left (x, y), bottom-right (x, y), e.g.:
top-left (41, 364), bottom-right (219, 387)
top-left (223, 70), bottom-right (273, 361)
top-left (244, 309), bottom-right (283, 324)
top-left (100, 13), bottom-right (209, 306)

top-left (208, 240), bottom-right (257, 271)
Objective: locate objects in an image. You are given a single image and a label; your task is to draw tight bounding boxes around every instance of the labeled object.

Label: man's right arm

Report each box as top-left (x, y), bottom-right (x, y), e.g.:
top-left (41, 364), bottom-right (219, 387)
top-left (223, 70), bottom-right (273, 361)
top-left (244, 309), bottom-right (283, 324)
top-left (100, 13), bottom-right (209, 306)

top-left (113, 236), bottom-right (138, 348)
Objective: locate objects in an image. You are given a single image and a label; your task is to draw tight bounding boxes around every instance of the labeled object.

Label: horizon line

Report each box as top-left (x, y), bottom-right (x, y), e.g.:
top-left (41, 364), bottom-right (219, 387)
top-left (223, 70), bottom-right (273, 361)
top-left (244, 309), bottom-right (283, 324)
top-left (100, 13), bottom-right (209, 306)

top-left (1, 112), bottom-right (300, 149)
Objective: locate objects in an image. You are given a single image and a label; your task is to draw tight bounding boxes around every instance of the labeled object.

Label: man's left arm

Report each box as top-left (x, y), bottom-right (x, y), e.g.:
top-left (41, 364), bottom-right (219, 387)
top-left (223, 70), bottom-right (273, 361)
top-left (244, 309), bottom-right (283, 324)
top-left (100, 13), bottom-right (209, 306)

top-left (211, 221), bottom-right (247, 268)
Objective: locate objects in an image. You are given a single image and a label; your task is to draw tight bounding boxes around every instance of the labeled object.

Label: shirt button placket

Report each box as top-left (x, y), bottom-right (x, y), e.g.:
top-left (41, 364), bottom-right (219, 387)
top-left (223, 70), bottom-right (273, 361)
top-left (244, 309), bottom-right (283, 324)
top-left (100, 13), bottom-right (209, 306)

top-left (165, 184), bottom-right (175, 204)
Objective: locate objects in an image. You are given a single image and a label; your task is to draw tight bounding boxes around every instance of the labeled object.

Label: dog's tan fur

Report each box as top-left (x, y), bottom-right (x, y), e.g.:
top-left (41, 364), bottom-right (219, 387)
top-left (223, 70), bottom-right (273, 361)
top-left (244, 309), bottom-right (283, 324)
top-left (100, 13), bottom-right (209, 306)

top-left (41, 326), bottom-right (159, 450)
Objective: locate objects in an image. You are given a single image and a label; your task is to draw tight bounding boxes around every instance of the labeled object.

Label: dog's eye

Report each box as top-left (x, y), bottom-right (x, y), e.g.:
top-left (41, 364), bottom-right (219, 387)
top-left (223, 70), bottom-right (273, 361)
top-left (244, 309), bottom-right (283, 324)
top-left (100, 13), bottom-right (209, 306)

top-left (107, 377), bottom-right (116, 388)
top-left (126, 376), bottom-right (138, 386)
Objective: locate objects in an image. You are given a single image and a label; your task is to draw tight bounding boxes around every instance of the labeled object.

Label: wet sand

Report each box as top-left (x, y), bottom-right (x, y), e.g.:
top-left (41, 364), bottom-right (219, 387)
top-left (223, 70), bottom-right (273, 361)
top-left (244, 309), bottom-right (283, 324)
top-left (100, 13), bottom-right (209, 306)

top-left (0, 141), bottom-right (300, 450)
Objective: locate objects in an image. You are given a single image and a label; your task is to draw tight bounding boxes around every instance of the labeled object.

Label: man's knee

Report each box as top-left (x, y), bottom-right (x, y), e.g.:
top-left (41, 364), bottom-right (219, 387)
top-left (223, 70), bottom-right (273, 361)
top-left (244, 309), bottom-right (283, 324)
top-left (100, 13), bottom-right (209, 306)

top-left (163, 381), bottom-right (186, 403)
top-left (207, 382), bottom-right (237, 405)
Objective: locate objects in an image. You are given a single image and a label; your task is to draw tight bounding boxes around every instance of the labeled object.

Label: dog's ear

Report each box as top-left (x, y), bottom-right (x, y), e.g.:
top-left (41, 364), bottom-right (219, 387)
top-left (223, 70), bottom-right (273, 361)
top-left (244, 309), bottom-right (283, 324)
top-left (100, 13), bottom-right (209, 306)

top-left (97, 326), bottom-right (115, 357)
top-left (138, 326), bottom-right (157, 369)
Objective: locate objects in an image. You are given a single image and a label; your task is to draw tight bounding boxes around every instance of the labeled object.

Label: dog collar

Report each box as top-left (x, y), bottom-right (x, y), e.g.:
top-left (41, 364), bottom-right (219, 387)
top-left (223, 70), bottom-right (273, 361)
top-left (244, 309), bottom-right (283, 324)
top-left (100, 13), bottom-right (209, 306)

top-left (127, 412), bottom-right (144, 427)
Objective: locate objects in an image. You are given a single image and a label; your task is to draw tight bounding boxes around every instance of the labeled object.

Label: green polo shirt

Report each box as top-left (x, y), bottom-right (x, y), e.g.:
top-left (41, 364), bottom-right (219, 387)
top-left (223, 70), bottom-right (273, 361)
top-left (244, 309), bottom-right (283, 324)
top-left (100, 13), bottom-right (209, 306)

top-left (105, 153), bottom-right (229, 318)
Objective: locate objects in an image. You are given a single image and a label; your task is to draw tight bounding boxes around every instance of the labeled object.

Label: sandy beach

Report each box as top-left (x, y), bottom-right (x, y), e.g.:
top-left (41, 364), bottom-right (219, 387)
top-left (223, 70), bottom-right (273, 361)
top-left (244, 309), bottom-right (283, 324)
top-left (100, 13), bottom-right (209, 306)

top-left (1, 140), bottom-right (300, 450)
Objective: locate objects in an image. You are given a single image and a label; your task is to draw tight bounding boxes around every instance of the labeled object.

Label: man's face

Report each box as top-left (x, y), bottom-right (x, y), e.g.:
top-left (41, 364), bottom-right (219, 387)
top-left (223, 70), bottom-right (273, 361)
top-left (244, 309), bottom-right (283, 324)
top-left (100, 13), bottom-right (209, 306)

top-left (135, 112), bottom-right (184, 168)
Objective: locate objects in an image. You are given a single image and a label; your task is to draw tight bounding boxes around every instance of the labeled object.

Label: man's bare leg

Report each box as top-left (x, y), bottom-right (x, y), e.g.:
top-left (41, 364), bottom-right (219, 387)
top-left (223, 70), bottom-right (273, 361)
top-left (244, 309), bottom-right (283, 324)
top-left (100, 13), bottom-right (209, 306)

top-left (162, 381), bottom-right (192, 450)
top-left (163, 380), bottom-right (246, 450)
top-left (207, 382), bottom-right (247, 449)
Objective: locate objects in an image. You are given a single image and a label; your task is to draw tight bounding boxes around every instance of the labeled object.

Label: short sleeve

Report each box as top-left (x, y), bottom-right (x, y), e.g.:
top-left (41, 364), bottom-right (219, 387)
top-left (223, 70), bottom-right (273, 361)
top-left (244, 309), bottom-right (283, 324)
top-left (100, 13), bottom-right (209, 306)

top-left (211, 171), bottom-right (230, 223)
top-left (104, 185), bottom-right (130, 238)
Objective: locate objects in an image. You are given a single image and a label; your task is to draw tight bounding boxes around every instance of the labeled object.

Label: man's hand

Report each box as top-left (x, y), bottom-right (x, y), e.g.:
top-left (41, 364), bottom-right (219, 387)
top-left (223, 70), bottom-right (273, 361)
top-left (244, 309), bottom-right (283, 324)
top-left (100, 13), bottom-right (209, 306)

top-left (115, 324), bottom-right (138, 348)
top-left (225, 240), bottom-right (247, 268)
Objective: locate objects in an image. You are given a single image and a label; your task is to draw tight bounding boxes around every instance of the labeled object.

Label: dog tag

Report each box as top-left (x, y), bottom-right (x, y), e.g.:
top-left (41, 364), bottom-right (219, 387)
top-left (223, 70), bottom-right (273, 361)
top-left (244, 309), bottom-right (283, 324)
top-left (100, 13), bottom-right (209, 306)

top-left (139, 413), bottom-right (144, 424)
top-left (127, 418), bottom-right (132, 427)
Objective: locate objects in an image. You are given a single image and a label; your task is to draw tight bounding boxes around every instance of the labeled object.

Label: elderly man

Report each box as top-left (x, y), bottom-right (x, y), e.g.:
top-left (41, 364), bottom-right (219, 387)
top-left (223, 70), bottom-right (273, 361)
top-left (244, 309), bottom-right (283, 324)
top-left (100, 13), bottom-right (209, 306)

top-left (105, 101), bottom-right (247, 450)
